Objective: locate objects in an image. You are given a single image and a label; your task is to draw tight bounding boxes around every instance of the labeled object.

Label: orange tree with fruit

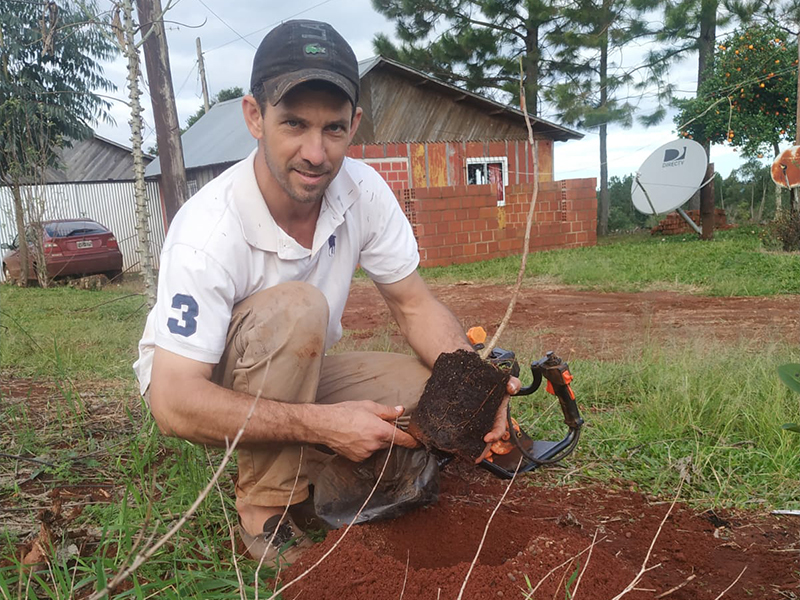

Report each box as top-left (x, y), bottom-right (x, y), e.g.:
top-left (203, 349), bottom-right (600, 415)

top-left (674, 23), bottom-right (797, 158)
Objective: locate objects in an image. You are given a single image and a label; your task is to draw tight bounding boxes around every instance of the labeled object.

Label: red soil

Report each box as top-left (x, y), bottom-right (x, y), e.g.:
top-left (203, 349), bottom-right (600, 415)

top-left (283, 463), bottom-right (799, 600)
top-left (276, 283), bottom-right (800, 599)
top-left (342, 281), bottom-right (800, 359)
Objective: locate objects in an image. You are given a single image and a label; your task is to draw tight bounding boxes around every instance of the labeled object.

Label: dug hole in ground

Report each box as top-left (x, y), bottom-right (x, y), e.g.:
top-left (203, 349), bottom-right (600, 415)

top-left (274, 282), bottom-right (800, 600)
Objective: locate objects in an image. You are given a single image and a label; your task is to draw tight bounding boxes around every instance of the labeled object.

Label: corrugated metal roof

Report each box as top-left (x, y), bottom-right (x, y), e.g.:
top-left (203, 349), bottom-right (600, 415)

top-left (145, 98), bottom-right (256, 177)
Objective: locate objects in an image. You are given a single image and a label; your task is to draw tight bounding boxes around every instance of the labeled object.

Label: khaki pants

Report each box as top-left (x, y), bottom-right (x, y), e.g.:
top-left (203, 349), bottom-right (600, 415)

top-left (210, 281), bottom-right (431, 509)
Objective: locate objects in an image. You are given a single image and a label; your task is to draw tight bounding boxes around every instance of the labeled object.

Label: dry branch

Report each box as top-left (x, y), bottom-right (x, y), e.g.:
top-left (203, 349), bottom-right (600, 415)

top-left (479, 58), bottom-right (539, 359)
top-left (87, 359), bottom-right (271, 600)
top-left (655, 573), bottom-right (696, 599)
top-left (399, 550), bottom-right (410, 600)
top-left (523, 534), bottom-right (607, 599)
top-left (571, 528), bottom-right (599, 598)
top-left (712, 566), bottom-right (747, 600)
top-left (208, 448), bottom-right (246, 600)
top-left (266, 425), bottom-right (400, 599)
top-left (456, 457), bottom-right (522, 600)
top-left (258, 446), bottom-right (303, 599)
top-left (608, 473), bottom-right (687, 600)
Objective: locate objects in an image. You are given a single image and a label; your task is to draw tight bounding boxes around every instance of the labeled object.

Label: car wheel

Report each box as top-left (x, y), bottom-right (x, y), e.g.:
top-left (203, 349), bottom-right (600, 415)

top-left (105, 269), bottom-right (123, 282)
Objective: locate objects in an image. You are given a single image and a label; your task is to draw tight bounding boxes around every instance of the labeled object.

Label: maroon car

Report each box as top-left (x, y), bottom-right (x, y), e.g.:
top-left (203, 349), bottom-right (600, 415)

top-left (2, 219), bottom-right (123, 283)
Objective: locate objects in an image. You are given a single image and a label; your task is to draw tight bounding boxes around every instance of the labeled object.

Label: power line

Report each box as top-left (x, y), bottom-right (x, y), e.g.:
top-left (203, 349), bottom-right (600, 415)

top-left (196, 0), bottom-right (256, 49)
top-left (205, 0), bottom-right (335, 53)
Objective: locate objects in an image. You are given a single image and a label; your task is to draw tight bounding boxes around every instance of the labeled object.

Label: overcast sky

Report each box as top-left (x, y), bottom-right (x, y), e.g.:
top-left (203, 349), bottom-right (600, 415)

top-left (92, 0), bottom-right (764, 183)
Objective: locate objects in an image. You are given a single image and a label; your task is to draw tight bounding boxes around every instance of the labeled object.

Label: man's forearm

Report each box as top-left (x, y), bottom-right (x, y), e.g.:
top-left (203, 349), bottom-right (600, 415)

top-left (149, 364), bottom-right (420, 462)
top-left (395, 297), bottom-right (473, 368)
top-left (150, 375), bottom-right (324, 448)
top-left (376, 273), bottom-right (473, 368)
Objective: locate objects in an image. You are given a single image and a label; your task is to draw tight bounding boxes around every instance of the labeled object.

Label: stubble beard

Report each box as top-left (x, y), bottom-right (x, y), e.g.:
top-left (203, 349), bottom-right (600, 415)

top-left (263, 150), bottom-right (333, 205)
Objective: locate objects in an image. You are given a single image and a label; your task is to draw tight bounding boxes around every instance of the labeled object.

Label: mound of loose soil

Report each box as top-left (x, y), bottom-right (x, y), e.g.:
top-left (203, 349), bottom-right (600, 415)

top-left (409, 349), bottom-right (510, 461)
top-left (281, 463), bottom-right (799, 600)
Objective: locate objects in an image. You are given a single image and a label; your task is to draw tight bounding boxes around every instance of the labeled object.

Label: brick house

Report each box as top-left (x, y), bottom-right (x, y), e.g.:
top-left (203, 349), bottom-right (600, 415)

top-left (145, 56), bottom-right (596, 266)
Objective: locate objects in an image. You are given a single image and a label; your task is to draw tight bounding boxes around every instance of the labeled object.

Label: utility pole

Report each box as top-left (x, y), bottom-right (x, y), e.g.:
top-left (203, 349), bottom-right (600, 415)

top-left (196, 37), bottom-right (210, 114)
top-left (136, 0), bottom-right (187, 225)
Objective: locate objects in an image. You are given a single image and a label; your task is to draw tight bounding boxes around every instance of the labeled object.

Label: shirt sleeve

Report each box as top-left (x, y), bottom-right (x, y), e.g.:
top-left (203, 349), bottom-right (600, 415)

top-left (357, 171), bottom-right (420, 284)
top-left (152, 243), bottom-right (236, 364)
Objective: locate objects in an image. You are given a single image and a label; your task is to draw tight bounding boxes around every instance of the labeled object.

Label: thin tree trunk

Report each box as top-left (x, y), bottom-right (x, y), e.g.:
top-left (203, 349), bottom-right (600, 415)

top-left (121, 0), bottom-right (156, 307)
top-left (700, 162), bottom-right (714, 239)
top-left (749, 185), bottom-right (754, 221)
top-left (774, 141), bottom-right (782, 216)
top-left (597, 0), bottom-right (610, 237)
top-left (757, 181), bottom-right (767, 222)
top-left (524, 24), bottom-right (539, 116)
top-left (692, 0), bottom-right (717, 212)
top-left (796, 30), bottom-right (800, 146)
top-left (11, 181), bottom-right (29, 284)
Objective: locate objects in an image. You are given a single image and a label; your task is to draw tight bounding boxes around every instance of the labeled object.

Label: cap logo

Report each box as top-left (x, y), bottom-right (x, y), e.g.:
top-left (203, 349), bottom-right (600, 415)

top-left (304, 43), bottom-right (327, 55)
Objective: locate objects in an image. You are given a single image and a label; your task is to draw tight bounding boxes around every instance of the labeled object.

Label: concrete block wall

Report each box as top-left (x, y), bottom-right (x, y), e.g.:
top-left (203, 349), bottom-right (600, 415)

top-left (396, 178), bottom-right (597, 268)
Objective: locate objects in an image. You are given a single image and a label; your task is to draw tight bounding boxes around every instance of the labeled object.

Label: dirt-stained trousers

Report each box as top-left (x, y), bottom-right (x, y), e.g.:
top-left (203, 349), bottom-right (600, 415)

top-left (210, 281), bottom-right (432, 509)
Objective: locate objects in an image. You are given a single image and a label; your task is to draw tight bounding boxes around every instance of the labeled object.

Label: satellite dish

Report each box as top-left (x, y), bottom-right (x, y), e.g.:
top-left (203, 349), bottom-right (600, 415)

top-left (631, 139), bottom-right (708, 215)
top-left (771, 145), bottom-right (800, 189)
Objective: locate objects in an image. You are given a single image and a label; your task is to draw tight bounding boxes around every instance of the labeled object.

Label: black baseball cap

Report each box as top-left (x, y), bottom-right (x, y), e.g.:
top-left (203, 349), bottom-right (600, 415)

top-left (250, 20), bottom-right (359, 107)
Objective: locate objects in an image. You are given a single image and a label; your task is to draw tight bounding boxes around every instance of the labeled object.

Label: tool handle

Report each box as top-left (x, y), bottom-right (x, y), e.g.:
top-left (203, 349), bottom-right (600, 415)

top-left (515, 370), bottom-right (542, 396)
top-left (515, 352), bottom-right (583, 430)
top-left (551, 383), bottom-right (583, 430)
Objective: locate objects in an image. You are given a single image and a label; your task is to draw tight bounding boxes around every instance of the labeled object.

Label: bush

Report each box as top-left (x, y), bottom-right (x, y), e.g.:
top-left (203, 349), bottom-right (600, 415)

top-left (766, 210), bottom-right (800, 251)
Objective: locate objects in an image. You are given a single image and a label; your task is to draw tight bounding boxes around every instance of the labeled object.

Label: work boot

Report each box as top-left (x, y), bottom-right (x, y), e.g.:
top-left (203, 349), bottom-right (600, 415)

top-left (238, 514), bottom-right (313, 566)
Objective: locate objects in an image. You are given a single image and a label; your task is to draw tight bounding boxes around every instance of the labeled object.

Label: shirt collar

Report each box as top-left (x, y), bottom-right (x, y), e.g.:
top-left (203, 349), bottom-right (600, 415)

top-left (233, 151), bottom-right (360, 258)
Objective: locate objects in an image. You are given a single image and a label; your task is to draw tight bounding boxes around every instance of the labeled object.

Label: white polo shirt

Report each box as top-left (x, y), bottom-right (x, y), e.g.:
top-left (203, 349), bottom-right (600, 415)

top-left (133, 150), bottom-right (419, 395)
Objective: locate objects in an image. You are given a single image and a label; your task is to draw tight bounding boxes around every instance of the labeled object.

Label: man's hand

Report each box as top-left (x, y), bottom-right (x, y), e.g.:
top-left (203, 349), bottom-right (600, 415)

top-left (318, 400), bottom-right (420, 462)
top-left (474, 376), bottom-right (521, 464)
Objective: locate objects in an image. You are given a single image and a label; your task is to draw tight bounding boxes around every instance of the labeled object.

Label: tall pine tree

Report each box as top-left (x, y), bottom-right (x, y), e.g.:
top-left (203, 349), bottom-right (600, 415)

top-left (545, 0), bottom-right (664, 236)
top-left (371, 0), bottom-right (561, 115)
top-left (656, 0), bottom-right (735, 215)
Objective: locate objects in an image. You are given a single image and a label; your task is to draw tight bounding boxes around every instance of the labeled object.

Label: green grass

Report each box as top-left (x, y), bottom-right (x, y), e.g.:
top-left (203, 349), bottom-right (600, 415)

top-left (0, 284), bottom-right (146, 381)
top-left (1, 231), bottom-right (799, 598)
top-left (509, 337), bottom-right (800, 509)
top-left (420, 227), bottom-right (800, 296)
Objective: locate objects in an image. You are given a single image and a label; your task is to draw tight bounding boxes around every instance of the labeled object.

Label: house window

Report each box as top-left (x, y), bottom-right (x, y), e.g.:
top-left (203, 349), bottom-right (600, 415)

top-left (187, 179), bottom-right (198, 197)
top-left (466, 156), bottom-right (508, 206)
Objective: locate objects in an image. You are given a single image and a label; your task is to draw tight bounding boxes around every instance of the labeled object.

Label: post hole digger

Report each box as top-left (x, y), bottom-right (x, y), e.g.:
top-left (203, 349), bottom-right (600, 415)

top-left (467, 327), bottom-right (584, 479)
top-left (312, 327), bottom-right (584, 528)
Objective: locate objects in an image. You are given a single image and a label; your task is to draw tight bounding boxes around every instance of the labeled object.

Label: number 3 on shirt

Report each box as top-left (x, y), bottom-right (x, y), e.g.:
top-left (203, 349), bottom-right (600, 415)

top-left (167, 293), bottom-right (199, 337)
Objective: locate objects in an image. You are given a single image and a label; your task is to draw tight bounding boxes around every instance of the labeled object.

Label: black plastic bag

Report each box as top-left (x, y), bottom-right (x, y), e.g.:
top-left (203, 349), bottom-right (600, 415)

top-left (313, 446), bottom-right (440, 529)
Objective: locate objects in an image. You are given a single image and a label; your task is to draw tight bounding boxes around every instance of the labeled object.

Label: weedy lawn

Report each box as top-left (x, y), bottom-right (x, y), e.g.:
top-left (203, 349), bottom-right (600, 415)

top-left (1, 227), bottom-right (798, 598)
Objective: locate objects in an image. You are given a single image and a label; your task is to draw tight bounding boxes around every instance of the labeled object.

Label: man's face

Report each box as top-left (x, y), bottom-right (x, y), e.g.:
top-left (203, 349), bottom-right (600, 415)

top-left (250, 85), bottom-right (361, 205)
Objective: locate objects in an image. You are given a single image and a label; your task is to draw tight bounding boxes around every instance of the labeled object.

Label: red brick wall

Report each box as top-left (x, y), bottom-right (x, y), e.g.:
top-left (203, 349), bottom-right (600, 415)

top-left (360, 158), bottom-right (410, 190)
top-left (395, 178), bottom-right (597, 268)
top-left (651, 209), bottom-right (730, 235)
top-left (347, 139), bottom-right (554, 188)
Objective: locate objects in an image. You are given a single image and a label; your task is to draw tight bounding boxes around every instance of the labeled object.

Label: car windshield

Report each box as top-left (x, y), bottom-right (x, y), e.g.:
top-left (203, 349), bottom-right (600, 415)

top-left (46, 221), bottom-right (107, 238)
